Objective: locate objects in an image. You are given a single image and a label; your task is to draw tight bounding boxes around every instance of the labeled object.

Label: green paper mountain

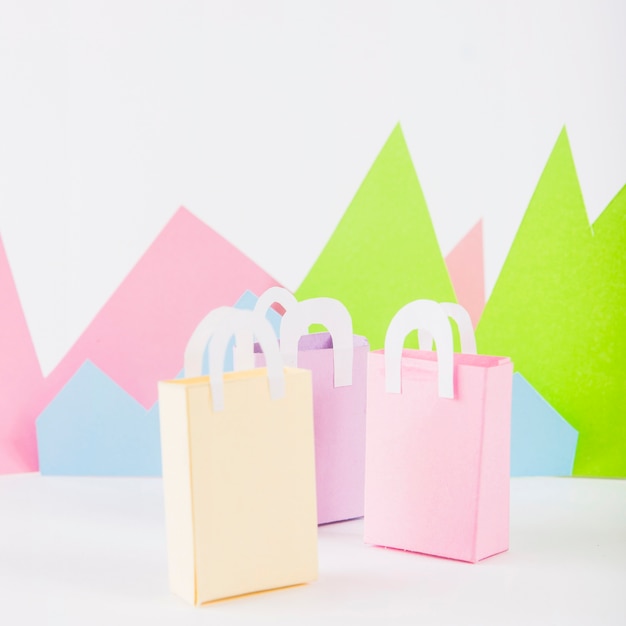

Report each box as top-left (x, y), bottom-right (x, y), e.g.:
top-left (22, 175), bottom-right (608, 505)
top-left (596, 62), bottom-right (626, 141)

top-left (477, 128), bottom-right (626, 477)
top-left (296, 124), bottom-right (456, 349)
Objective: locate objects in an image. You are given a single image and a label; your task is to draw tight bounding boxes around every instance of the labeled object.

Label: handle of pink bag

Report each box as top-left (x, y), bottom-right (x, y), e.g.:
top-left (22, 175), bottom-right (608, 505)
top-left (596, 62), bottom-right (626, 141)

top-left (233, 287), bottom-right (298, 370)
top-left (385, 299), bottom-right (454, 399)
top-left (209, 310), bottom-right (285, 412)
top-left (280, 297), bottom-right (354, 388)
top-left (417, 302), bottom-right (477, 354)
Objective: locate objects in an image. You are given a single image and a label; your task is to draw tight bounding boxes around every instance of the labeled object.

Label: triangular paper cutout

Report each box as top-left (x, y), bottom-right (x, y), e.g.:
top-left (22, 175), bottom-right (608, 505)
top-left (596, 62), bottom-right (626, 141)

top-left (477, 128), bottom-right (626, 477)
top-left (296, 124), bottom-right (455, 349)
top-left (445, 220), bottom-right (485, 328)
top-left (511, 373), bottom-right (578, 477)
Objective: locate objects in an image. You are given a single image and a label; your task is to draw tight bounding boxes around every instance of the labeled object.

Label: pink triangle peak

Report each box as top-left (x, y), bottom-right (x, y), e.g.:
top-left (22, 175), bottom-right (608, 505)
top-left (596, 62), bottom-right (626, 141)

top-left (445, 220), bottom-right (486, 328)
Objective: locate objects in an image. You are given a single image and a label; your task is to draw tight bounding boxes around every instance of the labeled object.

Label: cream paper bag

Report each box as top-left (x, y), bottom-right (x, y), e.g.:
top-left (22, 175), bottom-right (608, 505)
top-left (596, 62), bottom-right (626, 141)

top-left (158, 307), bottom-right (318, 605)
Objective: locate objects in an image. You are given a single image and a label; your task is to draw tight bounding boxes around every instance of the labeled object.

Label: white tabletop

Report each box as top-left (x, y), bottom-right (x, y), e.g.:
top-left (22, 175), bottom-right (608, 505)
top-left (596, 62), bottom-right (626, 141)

top-left (0, 474), bottom-right (624, 625)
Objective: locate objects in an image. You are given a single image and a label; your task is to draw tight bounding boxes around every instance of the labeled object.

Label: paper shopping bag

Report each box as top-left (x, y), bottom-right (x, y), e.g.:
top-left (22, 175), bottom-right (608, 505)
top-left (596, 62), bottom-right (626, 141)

top-left (364, 300), bottom-right (513, 562)
top-left (251, 288), bottom-right (369, 524)
top-left (158, 308), bottom-right (318, 605)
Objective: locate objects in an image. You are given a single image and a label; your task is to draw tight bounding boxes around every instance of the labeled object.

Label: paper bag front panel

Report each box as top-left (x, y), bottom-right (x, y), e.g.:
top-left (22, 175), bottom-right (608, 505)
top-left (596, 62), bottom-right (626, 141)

top-left (365, 349), bottom-right (512, 562)
top-left (191, 367), bottom-right (317, 603)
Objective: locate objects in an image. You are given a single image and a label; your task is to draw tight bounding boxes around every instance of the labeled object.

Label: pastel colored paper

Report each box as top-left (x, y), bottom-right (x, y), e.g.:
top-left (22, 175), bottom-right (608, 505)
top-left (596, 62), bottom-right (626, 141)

top-left (0, 207), bottom-right (279, 474)
top-left (252, 290), bottom-right (369, 524)
top-left (256, 334), bottom-right (368, 525)
top-left (511, 372), bottom-right (578, 477)
top-left (159, 310), bottom-right (317, 605)
top-left (477, 129), bottom-right (626, 477)
top-left (35, 290), bottom-right (274, 477)
top-left (444, 220), bottom-right (486, 328)
top-left (36, 361), bottom-right (161, 476)
top-left (39, 208), bottom-right (279, 409)
top-left (295, 124), bottom-right (456, 350)
top-left (365, 300), bottom-right (513, 563)
top-left (0, 237), bottom-right (45, 473)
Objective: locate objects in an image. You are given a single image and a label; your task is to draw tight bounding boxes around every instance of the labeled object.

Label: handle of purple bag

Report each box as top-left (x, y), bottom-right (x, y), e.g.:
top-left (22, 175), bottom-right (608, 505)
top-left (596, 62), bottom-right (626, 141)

top-left (385, 299), bottom-right (455, 399)
top-left (233, 287), bottom-right (299, 371)
top-left (417, 302), bottom-right (477, 355)
top-left (254, 286), bottom-right (298, 318)
top-left (208, 310), bottom-right (285, 411)
top-left (280, 297), bottom-right (354, 388)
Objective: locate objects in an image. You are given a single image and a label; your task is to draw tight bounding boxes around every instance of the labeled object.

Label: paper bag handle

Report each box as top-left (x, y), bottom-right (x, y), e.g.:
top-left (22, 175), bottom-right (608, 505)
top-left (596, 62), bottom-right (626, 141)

top-left (209, 309), bottom-right (285, 412)
top-left (385, 299), bottom-right (454, 399)
top-left (254, 286), bottom-right (298, 318)
top-left (417, 302), bottom-right (477, 354)
top-left (233, 286), bottom-right (299, 371)
top-left (184, 306), bottom-right (236, 377)
top-left (280, 297), bottom-right (354, 388)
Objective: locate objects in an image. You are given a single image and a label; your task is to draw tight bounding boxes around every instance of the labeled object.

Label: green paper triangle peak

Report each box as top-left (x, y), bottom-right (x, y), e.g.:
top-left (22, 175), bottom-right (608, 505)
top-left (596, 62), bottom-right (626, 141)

top-left (477, 127), bottom-right (626, 477)
top-left (296, 124), bottom-right (456, 350)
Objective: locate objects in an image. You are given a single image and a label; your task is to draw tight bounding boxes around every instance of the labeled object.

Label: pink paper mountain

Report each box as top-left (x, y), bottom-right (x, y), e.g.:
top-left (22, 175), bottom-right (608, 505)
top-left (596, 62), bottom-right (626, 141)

top-left (0, 238), bottom-right (46, 473)
top-left (445, 220), bottom-right (485, 328)
top-left (0, 208), bottom-right (280, 474)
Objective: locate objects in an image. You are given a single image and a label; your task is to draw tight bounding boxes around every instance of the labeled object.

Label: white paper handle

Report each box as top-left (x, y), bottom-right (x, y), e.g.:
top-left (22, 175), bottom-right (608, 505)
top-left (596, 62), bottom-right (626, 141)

top-left (385, 299), bottom-right (454, 399)
top-left (253, 286), bottom-right (298, 318)
top-left (209, 310), bottom-right (285, 412)
top-left (417, 302), bottom-right (477, 354)
top-left (233, 286), bottom-right (299, 371)
top-left (183, 306), bottom-right (235, 377)
top-left (280, 297), bottom-right (354, 388)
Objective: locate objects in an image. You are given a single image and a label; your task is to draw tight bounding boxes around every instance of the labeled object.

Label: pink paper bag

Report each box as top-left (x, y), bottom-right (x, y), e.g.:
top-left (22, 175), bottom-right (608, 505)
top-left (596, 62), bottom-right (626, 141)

top-left (252, 289), bottom-right (369, 524)
top-left (364, 300), bottom-right (513, 562)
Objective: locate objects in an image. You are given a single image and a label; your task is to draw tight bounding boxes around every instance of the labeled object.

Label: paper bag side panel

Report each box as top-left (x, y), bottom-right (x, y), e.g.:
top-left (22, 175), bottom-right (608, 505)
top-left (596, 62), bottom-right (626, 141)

top-left (475, 361), bottom-right (514, 561)
top-left (158, 382), bottom-right (196, 605)
top-left (188, 369), bottom-right (318, 603)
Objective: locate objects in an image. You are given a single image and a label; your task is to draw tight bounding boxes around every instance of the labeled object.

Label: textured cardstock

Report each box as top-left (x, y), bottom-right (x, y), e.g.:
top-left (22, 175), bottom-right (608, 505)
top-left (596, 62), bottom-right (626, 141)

top-left (477, 128), bottom-right (626, 477)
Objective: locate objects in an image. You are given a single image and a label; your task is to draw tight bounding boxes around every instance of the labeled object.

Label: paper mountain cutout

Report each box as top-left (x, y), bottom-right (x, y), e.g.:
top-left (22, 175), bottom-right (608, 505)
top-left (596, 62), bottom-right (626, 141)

top-left (1, 208), bottom-right (280, 474)
top-left (511, 373), bottom-right (578, 477)
top-left (0, 238), bottom-right (46, 473)
top-left (37, 360), bottom-right (162, 476)
top-left (477, 128), bottom-right (626, 477)
top-left (36, 290), bottom-right (283, 476)
top-left (295, 124), bottom-right (456, 350)
top-left (445, 220), bottom-right (485, 328)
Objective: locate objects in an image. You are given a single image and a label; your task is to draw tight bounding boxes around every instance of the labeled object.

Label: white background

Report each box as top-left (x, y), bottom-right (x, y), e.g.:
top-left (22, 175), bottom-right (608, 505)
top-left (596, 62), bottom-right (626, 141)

top-left (0, 0), bottom-right (625, 376)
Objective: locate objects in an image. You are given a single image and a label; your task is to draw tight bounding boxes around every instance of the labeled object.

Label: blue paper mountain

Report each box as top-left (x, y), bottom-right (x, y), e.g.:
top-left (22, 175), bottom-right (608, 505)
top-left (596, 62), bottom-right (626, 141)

top-left (511, 372), bottom-right (578, 477)
top-left (37, 360), bottom-right (162, 476)
top-left (36, 290), bottom-right (284, 476)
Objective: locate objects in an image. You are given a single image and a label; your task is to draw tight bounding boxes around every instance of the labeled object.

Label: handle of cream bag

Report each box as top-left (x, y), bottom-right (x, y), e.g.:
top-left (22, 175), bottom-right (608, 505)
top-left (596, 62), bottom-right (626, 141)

top-left (385, 299), bottom-right (454, 399)
top-left (234, 287), bottom-right (299, 371)
top-left (209, 310), bottom-right (285, 412)
top-left (184, 306), bottom-right (235, 377)
top-left (280, 297), bottom-right (353, 388)
top-left (417, 302), bottom-right (477, 355)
